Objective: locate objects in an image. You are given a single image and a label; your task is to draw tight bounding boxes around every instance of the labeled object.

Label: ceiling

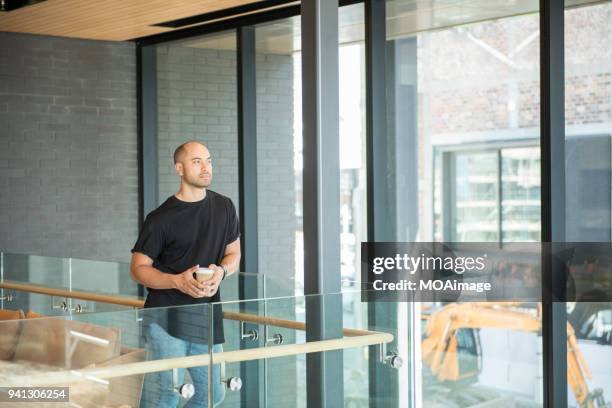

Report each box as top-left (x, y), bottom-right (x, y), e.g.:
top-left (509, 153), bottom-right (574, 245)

top-left (0, 0), bottom-right (602, 44)
top-left (0, 0), bottom-right (274, 41)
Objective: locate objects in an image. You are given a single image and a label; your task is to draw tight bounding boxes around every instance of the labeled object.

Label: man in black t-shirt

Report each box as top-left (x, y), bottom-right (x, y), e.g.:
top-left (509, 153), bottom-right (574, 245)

top-left (130, 140), bottom-right (240, 408)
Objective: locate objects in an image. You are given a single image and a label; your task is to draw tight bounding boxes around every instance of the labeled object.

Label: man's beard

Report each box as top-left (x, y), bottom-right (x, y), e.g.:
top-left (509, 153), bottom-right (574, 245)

top-left (186, 175), bottom-right (211, 188)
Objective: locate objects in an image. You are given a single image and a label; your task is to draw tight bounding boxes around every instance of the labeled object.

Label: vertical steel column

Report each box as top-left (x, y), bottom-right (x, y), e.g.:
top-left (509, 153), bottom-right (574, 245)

top-left (539, 0), bottom-right (567, 407)
top-left (365, 1), bottom-right (400, 407)
top-left (237, 26), bottom-right (259, 276)
top-left (137, 44), bottom-right (159, 298)
top-left (237, 25), bottom-right (263, 408)
top-left (365, 0), bottom-right (390, 241)
top-left (137, 45), bottom-right (159, 225)
top-left (301, 0), bottom-right (344, 406)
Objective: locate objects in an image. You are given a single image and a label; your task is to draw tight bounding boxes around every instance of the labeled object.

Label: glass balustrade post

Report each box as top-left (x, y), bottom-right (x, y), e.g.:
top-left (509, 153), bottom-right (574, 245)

top-left (68, 257), bottom-right (73, 315)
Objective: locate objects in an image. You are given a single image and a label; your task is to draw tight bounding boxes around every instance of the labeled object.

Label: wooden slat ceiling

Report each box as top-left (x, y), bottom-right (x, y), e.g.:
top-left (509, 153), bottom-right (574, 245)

top-left (0, 0), bottom-right (268, 41)
top-left (0, 0), bottom-right (600, 44)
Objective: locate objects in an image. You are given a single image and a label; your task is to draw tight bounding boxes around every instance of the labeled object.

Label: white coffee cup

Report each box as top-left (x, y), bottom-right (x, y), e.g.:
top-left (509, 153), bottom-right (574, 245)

top-left (195, 267), bottom-right (214, 282)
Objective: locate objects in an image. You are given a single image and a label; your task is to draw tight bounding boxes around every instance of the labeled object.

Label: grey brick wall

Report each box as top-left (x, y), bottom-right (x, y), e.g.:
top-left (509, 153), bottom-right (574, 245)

top-left (0, 32), bottom-right (138, 263)
top-left (157, 45), bottom-right (239, 206)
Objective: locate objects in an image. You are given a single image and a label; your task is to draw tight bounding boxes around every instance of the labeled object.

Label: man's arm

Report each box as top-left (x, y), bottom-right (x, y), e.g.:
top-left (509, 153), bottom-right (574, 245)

top-left (130, 252), bottom-right (206, 298)
top-left (203, 238), bottom-right (241, 295)
top-left (220, 238), bottom-right (241, 278)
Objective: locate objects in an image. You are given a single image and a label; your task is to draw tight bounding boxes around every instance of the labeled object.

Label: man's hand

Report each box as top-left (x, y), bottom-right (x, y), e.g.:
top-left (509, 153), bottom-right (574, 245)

top-left (202, 264), bottom-right (224, 297)
top-left (172, 265), bottom-right (206, 298)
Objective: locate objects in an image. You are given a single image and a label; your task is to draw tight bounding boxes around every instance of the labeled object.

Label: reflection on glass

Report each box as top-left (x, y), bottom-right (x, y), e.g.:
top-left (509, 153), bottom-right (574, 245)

top-left (386, 0), bottom-right (543, 405)
top-left (454, 151), bottom-right (500, 242)
top-left (501, 147), bottom-right (540, 242)
top-left (564, 2), bottom-right (612, 407)
top-left (421, 302), bottom-right (544, 406)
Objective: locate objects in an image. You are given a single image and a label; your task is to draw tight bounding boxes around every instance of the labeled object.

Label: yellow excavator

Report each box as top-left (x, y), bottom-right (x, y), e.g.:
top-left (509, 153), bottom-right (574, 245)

top-left (422, 302), bottom-right (610, 408)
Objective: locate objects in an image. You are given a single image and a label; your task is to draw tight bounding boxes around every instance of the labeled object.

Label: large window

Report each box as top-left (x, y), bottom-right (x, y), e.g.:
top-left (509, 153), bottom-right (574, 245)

top-left (136, 1), bottom-right (612, 406)
top-left (386, 1), bottom-right (544, 406)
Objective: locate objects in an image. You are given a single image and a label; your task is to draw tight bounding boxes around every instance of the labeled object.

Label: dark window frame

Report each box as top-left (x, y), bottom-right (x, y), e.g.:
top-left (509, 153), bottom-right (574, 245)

top-left (434, 139), bottom-right (541, 244)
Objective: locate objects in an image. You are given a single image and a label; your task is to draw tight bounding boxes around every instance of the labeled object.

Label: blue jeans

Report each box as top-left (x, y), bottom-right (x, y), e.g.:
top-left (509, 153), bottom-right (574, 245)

top-left (140, 323), bottom-right (226, 408)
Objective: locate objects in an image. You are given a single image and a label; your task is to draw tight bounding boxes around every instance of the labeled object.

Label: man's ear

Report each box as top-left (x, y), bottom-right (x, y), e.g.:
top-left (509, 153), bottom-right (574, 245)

top-left (175, 162), bottom-right (184, 176)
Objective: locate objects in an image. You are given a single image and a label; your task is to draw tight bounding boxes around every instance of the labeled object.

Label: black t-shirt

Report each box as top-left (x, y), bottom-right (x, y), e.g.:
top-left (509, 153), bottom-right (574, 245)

top-left (131, 190), bottom-right (240, 344)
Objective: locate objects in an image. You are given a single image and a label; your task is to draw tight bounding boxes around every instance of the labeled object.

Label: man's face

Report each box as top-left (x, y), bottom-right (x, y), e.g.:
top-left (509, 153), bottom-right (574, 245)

top-left (176, 143), bottom-right (212, 188)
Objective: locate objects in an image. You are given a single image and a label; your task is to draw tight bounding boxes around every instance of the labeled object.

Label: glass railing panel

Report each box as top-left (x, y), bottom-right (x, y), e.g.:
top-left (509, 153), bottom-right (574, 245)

top-left (211, 291), bottom-right (402, 407)
top-left (216, 272), bottom-right (267, 303)
top-left (1, 252), bottom-right (272, 305)
top-left (0, 311), bottom-right (131, 407)
top-left (1, 290), bottom-right (404, 407)
top-left (136, 303), bottom-right (214, 408)
top-left (0, 250), bottom-right (142, 313)
top-left (342, 289), bottom-right (369, 406)
top-left (0, 303), bottom-right (216, 407)
top-left (210, 294), bottom-right (299, 407)
top-left (70, 257), bottom-right (137, 297)
top-left (2, 252), bottom-right (68, 288)
top-left (1, 251), bottom-right (140, 300)
top-left (339, 289), bottom-right (409, 407)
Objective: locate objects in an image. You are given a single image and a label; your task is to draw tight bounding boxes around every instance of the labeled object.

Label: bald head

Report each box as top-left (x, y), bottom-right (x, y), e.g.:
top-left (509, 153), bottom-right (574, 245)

top-left (173, 140), bottom-right (213, 189)
top-left (174, 140), bottom-right (207, 164)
